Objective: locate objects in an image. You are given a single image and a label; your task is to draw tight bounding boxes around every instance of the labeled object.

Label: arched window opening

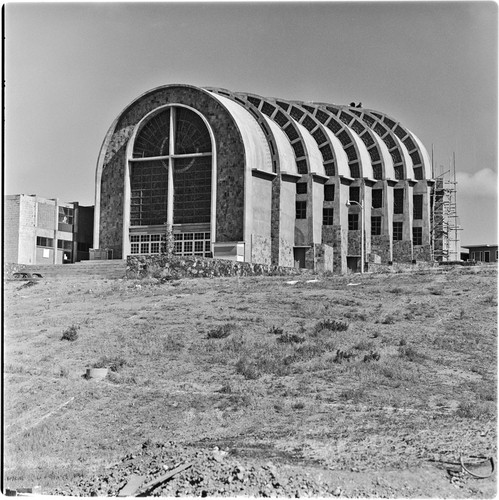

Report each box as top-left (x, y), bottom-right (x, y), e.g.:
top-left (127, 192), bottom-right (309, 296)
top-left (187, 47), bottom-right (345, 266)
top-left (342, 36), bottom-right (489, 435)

top-left (129, 106), bottom-right (213, 256)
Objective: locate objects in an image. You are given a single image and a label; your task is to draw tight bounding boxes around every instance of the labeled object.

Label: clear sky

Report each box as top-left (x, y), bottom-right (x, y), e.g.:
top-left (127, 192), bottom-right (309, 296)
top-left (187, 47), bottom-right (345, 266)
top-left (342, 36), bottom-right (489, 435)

top-left (5, 1), bottom-right (498, 246)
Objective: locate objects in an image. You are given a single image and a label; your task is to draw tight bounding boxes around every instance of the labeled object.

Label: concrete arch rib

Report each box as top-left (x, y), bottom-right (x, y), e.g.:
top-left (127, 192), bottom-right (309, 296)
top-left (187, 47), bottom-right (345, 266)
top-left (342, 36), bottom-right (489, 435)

top-left (321, 128), bottom-right (350, 177)
top-left (236, 93), bottom-right (311, 175)
top-left (392, 133), bottom-right (415, 180)
top-left (262, 115), bottom-right (298, 175)
top-left (371, 129), bottom-right (396, 180)
top-left (357, 110), bottom-right (409, 181)
top-left (328, 106), bottom-right (386, 181)
top-left (295, 122), bottom-right (325, 176)
top-left (407, 130), bottom-right (432, 180)
top-left (346, 129), bottom-right (373, 180)
top-left (273, 101), bottom-right (338, 177)
top-left (364, 109), bottom-right (429, 181)
top-left (210, 93), bottom-right (273, 173)
top-left (206, 87), bottom-right (280, 173)
top-left (311, 105), bottom-right (364, 179)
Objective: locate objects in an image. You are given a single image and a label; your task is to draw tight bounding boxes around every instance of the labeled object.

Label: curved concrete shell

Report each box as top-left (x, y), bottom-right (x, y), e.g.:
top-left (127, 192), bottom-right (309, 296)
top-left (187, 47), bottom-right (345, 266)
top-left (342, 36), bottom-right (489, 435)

top-left (95, 84), bottom-right (434, 273)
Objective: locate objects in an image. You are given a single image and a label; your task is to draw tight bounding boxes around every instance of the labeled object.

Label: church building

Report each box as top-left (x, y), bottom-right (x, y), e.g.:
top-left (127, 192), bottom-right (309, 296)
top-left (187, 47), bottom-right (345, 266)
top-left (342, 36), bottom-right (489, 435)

top-left (94, 84), bottom-right (433, 273)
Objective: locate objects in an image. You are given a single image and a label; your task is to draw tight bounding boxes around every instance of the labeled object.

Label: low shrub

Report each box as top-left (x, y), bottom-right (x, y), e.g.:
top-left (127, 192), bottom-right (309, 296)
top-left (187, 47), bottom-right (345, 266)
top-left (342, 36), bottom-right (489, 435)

top-left (353, 339), bottom-right (374, 351)
top-left (338, 387), bottom-right (365, 403)
top-left (454, 401), bottom-right (495, 419)
top-left (61, 324), bottom-right (80, 341)
top-left (268, 325), bottom-right (284, 335)
top-left (92, 355), bottom-right (127, 372)
top-left (398, 345), bottom-right (425, 363)
top-left (277, 333), bottom-right (305, 344)
top-left (314, 319), bottom-right (349, 333)
top-left (380, 314), bottom-right (395, 325)
top-left (363, 351), bottom-right (381, 362)
top-left (333, 349), bottom-right (356, 363)
top-left (207, 323), bottom-right (234, 339)
top-left (235, 357), bottom-right (260, 379)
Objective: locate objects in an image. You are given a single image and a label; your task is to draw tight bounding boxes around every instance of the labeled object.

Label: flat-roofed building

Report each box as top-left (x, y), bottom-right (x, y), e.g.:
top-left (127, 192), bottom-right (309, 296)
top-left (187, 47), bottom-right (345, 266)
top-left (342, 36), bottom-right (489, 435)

top-left (461, 244), bottom-right (498, 263)
top-left (4, 194), bottom-right (94, 265)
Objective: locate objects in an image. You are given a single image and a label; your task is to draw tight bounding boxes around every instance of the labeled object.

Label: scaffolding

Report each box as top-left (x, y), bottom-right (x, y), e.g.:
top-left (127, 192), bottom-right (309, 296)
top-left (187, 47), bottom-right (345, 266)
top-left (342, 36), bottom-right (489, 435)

top-left (431, 152), bottom-right (462, 261)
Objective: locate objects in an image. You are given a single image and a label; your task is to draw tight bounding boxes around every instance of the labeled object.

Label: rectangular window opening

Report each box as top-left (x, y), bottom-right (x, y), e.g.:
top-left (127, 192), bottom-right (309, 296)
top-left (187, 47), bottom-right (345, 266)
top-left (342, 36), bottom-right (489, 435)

top-left (296, 183), bottom-right (307, 195)
top-left (412, 227), bottom-right (423, 246)
top-left (371, 216), bottom-right (381, 236)
top-left (393, 222), bottom-right (403, 241)
top-left (372, 189), bottom-right (382, 209)
top-left (324, 184), bottom-right (335, 201)
top-left (322, 208), bottom-right (334, 226)
top-left (394, 189), bottom-right (404, 214)
top-left (348, 213), bottom-right (359, 231)
top-left (296, 201), bottom-right (307, 219)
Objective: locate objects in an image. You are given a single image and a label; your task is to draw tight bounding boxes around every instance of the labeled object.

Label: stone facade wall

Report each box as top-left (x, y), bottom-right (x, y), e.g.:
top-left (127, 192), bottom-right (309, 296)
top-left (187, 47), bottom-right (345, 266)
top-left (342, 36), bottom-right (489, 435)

top-left (371, 234), bottom-right (391, 263)
top-left (126, 255), bottom-right (301, 279)
top-left (393, 240), bottom-right (413, 262)
top-left (99, 85), bottom-right (247, 256)
top-left (348, 230), bottom-right (361, 256)
top-left (99, 144), bottom-right (127, 258)
top-left (270, 176), bottom-right (281, 266)
top-left (309, 243), bottom-right (334, 272)
top-left (328, 225), bottom-right (347, 274)
top-left (413, 244), bottom-right (432, 262)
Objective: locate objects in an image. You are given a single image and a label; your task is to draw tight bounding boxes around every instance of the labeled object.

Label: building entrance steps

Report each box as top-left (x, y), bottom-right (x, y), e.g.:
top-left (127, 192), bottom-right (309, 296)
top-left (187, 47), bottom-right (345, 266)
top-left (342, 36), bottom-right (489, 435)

top-left (23, 260), bottom-right (127, 279)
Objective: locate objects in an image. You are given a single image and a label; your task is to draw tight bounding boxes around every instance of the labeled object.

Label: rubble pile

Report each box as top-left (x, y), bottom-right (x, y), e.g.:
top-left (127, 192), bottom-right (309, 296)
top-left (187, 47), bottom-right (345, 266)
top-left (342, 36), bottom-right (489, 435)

top-left (52, 441), bottom-right (337, 497)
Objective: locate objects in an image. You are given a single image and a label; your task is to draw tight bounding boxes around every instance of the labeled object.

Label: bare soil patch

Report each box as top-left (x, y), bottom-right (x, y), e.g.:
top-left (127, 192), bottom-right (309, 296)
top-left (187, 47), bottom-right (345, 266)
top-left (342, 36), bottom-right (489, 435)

top-left (3, 266), bottom-right (497, 497)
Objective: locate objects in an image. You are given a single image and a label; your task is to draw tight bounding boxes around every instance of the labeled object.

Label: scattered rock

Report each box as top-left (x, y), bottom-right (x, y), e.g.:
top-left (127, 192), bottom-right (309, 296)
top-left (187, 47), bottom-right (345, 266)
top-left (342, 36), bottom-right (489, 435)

top-left (50, 440), bottom-right (336, 497)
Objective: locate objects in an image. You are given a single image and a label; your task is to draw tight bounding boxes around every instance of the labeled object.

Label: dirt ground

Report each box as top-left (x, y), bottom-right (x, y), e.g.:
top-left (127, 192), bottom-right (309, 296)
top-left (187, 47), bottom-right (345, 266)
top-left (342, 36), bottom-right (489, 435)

top-left (3, 265), bottom-right (497, 497)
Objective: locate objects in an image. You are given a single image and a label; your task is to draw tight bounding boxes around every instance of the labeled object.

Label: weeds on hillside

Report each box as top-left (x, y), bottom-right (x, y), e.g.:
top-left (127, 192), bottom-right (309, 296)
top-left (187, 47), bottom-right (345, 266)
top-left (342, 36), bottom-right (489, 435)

top-left (398, 345), bottom-right (425, 363)
top-left (277, 333), bottom-right (305, 344)
top-left (313, 319), bottom-right (349, 333)
top-left (207, 323), bottom-right (235, 339)
top-left (92, 355), bottom-right (127, 372)
top-left (268, 325), bottom-right (284, 335)
top-left (61, 324), bottom-right (80, 341)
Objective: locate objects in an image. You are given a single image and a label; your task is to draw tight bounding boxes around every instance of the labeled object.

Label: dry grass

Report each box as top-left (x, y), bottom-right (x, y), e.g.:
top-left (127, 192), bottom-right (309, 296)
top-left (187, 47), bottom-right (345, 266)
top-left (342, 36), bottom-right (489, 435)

top-left (3, 266), bottom-right (497, 490)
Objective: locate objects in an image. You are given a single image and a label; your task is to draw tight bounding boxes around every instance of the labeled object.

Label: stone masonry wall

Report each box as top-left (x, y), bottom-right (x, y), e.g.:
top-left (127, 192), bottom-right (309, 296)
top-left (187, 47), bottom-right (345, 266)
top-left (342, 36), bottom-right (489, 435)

top-left (99, 85), bottom-right (247, 256)
top-left (127, 255), bottom-right (301, 279)
top-left (393, 240), bottom-right (413, 262)
top-left (371, 235), bottom-right (391, 263)
top-left (413, 244), bottom-right (432, 262)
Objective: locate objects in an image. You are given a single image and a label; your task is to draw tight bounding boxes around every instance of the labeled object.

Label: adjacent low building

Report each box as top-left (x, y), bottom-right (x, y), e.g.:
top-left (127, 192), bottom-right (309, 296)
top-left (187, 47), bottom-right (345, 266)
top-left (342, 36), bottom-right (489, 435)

top-left (4, 194), bottom-right (94, 265)
top-left (461, 244), bottom-right (498, 263)
top-left (93, 84), bottom-right (434, 273)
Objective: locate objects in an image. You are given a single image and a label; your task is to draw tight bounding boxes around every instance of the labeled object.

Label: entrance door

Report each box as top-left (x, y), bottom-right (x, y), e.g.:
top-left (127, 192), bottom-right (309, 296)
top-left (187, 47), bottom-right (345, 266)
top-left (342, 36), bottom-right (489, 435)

top-left (293, 248), bottom-right (306, 268)
top-left (347, 256), bottom-right (359, 273)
